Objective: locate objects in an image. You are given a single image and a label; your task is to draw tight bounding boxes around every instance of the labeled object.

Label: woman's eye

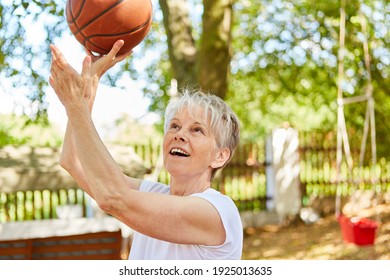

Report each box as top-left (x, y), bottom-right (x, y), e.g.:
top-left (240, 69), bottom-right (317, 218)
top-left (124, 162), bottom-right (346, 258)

top-left (194, 127), bottom-right (204, 134)
top-left (170, 124), bottom-right (179, 130)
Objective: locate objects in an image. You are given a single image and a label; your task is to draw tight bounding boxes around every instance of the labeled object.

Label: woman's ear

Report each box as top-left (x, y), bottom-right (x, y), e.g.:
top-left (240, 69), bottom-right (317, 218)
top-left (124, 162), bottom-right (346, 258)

top-left (211, 147), bottom-right (231, 169)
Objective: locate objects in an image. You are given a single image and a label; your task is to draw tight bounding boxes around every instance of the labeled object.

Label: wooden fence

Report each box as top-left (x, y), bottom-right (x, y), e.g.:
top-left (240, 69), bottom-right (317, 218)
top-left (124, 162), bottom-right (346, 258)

top-left (299, 131), bottom-right (390, 199)
top-left (1, 131), bottom-right (390, 222)
top-left (136, 141), bottom-right (268, 211)
top-left (0, 188), bottom-right (86, 222)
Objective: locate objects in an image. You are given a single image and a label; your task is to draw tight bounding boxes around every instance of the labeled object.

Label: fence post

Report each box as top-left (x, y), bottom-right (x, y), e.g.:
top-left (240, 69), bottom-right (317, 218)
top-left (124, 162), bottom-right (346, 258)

top-left (265, 135), bottom-right (275, 210)
top-left (268, 124), bottom-right (301, 221)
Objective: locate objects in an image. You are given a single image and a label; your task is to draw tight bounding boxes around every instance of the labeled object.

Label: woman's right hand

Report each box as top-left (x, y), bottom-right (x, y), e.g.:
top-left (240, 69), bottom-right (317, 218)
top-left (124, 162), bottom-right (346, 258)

top-left (84, 40), bottom-right (132, 110)
top-left (49, 40), bottom-right (131, 113)
top-left (86, 40), bottom-right (132, 81)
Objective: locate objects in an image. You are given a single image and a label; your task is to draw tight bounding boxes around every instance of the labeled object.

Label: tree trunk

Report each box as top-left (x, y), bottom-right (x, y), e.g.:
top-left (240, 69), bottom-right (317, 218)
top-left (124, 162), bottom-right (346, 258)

top-left (158, 0), bottom-right (198, 90)
top-left (198, 0), bottom-right (233, 99)
top-left (159, 0), bottom-right (233, 100)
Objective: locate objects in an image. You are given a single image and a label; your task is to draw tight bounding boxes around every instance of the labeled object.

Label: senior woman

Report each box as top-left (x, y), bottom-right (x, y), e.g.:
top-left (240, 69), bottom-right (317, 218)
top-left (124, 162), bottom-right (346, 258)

top-left (49, 40), bottom-right (243, 260)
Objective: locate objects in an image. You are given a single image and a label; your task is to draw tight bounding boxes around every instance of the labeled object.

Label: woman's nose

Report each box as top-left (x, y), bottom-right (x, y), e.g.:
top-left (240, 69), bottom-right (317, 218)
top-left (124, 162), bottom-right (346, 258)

top-left (174, 130), bottom-right (188, 142)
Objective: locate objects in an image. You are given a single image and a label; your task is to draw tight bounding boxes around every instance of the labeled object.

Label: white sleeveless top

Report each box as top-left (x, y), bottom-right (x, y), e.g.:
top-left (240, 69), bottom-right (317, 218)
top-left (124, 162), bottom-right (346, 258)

top-left (129, 180), bottom-right (243, 260)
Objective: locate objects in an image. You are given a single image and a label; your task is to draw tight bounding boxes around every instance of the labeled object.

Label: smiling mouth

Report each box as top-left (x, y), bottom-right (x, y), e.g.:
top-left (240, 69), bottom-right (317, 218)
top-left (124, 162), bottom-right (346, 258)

top-left (169, 148), bottom-right (190, 157)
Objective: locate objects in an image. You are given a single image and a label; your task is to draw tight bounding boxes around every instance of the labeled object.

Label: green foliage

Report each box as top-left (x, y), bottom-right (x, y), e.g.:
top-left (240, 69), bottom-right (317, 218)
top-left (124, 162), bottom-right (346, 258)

top-left (0, 0), bottom-right (67, 119)
top-left (0, 0), bottom-right (389, 158)
top-left (0, 114), bottom-right (62, 147)
top-left (228, 0), bottom-right (390, 157)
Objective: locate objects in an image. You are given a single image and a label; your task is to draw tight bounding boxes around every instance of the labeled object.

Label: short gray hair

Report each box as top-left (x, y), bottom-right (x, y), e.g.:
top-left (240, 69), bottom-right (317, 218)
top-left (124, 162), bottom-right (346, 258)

top-left (164, 89), bottom-right (240, 168)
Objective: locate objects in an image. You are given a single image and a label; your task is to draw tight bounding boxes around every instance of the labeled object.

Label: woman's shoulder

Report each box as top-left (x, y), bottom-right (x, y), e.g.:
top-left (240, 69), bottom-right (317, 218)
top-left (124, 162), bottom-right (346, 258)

top-left (194, 188), bottom-right (234, 204)
top-left (192, 188), bottom-right (239, 216)
top-left (193, 188), bottom-right (243, 259)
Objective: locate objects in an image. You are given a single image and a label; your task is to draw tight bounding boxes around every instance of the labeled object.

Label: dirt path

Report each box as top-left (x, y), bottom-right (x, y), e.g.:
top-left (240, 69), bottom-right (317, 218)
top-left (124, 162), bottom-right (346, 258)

top-left (242, 204), bottom-right (390, 260)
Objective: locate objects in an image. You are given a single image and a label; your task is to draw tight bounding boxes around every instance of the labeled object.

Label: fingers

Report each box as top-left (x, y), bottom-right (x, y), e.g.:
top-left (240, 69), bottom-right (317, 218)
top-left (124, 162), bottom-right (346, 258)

top-left (81, 56), bottom-right (95, 100)
top-left (106, 40), bottom-right (125, 60)
top-left (50, 45), bottom-right (60, 87)
top-left (54, 40), bottom-right (130, 84)
top-left (50, 44), bottom-right (76, 84)
top-left (85, 48), bottom-right (103, 64)
top-left (49, 75), bottom-right (55, 90)
top-left (81, 55), bottom-right (92, 79)
top-left (84, 40), bottom-right (125, 62)
top-left (50, 44), bottom-right (68, 71)
top-left (115, 49), bottom-right (133, 62)
top-left (110, 40), bottom-right (133, 63)
top-left (103, 40), bottom-right (132, 63)
top-left (86, 40), bottom-right (131, 78)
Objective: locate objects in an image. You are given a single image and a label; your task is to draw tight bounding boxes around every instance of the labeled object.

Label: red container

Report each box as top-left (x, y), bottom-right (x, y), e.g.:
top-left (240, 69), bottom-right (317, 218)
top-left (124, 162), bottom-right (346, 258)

top-left (337, 214), bottom-right (378, 246)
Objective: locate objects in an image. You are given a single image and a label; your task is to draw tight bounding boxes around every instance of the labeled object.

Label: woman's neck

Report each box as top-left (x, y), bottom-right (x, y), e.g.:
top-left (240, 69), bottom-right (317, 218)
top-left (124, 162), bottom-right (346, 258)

top-left (169, 173), bottom-right (211, 196)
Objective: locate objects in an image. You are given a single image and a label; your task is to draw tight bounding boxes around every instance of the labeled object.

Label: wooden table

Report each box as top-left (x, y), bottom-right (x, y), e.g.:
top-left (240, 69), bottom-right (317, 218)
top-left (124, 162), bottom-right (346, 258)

top-left (0, 217), bottom-right (133, 259)
top-left (0, 216), bottom-right (132, 239)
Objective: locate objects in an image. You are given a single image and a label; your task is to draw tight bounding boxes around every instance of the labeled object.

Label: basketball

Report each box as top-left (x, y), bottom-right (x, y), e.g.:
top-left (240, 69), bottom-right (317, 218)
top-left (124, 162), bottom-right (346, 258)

top-left (66, 0), bottom-right (153, 55)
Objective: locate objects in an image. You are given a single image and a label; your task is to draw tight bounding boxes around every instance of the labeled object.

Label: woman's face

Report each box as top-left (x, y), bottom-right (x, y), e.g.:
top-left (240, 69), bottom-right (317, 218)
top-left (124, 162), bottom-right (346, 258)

top-left (162, 107), bottom-right (223, 179)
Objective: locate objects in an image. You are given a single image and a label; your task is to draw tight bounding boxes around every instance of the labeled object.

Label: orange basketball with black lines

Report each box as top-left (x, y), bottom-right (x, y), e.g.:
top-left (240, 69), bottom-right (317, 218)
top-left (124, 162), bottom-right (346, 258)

top-left (66, 0), bottom-right (152, 55)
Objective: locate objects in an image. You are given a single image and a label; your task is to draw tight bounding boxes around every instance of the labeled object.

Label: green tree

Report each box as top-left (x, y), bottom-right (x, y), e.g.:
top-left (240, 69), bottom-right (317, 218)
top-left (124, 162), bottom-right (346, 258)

top-left (1, 0), bottom-right (389, 158)
top-left (0, 0), bottom-right (65, 120)
top-left (0, 113), bottom-right (62, 147)
top-left (227, 0), bottom-right (390, 153)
